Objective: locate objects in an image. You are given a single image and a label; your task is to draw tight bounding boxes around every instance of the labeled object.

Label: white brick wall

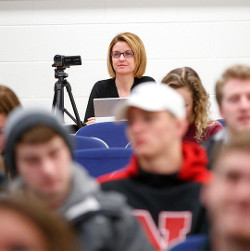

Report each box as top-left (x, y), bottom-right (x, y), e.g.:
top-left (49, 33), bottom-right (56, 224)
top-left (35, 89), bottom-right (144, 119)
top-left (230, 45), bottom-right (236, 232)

top-left (0, 0), bottom-right (249, 123)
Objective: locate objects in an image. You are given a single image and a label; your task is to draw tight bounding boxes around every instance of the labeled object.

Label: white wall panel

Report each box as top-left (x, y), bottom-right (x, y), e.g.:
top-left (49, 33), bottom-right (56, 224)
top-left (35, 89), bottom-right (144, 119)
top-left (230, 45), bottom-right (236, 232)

top-left (0, 1), bottom-right (32, 25)
top-left (0, 0), bottom-right (249, 122)
top-left (214, 22), bottom-right (250, 58)
top-left (0, 63), bottom-right (33, 98)
top-left (32, 1), bottom-right (106, 25)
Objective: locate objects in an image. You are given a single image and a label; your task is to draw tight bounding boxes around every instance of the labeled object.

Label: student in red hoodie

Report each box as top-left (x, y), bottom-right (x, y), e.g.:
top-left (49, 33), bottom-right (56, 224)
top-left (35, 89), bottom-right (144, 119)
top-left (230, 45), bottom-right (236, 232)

top-left (99, 83), bottom-right (212, 250)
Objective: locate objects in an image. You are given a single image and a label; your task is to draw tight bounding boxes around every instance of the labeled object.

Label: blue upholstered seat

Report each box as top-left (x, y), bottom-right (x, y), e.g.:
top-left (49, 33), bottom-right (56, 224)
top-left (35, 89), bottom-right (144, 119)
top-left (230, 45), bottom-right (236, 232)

top-left (170, 234), bottom-right (208, 251)
top-left (216, 118), bottom-right (226, 127)
top-left (73, 147), bottom-right (133, 177)
top-left (76, 122), bottom-right (129, 148)
top-left (70, 135), bottom-right (108, 150)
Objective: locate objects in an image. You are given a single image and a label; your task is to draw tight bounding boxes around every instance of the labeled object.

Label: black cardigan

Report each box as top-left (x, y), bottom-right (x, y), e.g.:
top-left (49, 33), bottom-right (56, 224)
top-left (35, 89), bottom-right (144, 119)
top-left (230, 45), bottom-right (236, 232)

top-left (83, 76), bottom-right (155, 123)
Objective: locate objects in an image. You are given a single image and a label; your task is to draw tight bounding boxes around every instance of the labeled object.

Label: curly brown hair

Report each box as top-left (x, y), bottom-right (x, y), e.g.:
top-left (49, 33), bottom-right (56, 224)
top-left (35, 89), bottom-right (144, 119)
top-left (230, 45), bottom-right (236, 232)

top-left (162, 67), bottom-right (211, 142)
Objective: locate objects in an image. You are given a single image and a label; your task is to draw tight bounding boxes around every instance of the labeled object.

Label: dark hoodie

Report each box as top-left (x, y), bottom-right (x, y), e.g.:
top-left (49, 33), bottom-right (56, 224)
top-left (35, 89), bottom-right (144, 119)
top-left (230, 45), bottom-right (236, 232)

top-left (99, 142), bottom-right (212, 250)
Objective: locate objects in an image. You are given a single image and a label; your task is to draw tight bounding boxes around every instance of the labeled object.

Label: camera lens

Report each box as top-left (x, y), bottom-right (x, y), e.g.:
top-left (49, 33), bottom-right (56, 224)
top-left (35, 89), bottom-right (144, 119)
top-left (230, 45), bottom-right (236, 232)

top-left (54, 55), bottom-right (62, 63)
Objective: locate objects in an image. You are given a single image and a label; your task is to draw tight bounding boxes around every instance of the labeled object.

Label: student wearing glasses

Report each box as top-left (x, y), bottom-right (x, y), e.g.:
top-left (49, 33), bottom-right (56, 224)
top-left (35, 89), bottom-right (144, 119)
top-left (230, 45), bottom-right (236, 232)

top-left (83, 32), bottom-right (155, 125)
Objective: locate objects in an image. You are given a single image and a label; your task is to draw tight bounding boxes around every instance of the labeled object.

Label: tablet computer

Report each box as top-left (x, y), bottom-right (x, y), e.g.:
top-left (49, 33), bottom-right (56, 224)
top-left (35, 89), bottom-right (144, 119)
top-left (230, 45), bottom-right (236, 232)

top-left (94, 97), bottom-right (128, 122)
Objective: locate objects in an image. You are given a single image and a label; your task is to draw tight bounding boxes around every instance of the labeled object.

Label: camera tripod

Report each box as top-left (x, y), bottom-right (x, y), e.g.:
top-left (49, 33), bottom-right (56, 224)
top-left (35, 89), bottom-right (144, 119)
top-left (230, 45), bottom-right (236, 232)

top-left (52, 67), bottom-right (83, 129)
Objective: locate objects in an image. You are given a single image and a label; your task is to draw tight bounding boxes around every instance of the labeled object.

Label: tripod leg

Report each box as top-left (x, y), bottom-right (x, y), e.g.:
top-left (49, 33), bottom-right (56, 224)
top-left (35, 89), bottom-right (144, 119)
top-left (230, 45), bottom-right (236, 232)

top-left (52, 81), bottom-right (65, 122)
top-left (52, 91), bottom-right (57, 109)
top-left (65, 81), bottom-right (83, 128)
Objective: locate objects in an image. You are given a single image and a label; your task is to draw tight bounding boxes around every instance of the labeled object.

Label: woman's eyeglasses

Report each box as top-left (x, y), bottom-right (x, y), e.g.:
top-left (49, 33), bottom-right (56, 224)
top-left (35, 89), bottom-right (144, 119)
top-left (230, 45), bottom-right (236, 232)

top-left (111, 50), bottom-right (134, 58)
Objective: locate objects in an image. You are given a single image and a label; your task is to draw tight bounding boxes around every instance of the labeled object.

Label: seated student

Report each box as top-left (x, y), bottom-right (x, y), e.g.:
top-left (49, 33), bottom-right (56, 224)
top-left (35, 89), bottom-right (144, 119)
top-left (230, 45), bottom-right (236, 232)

top-left (84, 32), bottom-right (155, 125)
top-left (204, 65), bottom-right (250, 169)
top-left (172, 132), bottom-right (250, 250)
top-left (99, 83), bottom-right (212, 250)
top-left (162, 67), bottom-right (223, 144)
top-left (0, 85), bottom-right (21, 183)
top-left (0, 196), bottom-right (78, 251)
top-left (3, 107), bottom-right (153, 251)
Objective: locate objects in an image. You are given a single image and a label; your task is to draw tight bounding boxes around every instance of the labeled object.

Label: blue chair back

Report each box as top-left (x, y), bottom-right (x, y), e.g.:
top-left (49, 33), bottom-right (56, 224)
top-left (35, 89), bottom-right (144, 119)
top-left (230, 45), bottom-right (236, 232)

top-left (217, 118), bottom-right (226, 127)
top-left (73, 147), bottom-right (133, 177)
top-left (76, 121), bottom-right (129, 148)
top-left (170, 234), bottom-right (208, 251)
top-left (70, 135), bottom-right (108, 150)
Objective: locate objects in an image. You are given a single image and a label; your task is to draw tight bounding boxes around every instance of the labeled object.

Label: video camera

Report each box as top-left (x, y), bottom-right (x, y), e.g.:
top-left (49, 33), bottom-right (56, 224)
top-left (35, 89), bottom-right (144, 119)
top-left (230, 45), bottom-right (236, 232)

top-left (52, 55), bottom-right (82, 68)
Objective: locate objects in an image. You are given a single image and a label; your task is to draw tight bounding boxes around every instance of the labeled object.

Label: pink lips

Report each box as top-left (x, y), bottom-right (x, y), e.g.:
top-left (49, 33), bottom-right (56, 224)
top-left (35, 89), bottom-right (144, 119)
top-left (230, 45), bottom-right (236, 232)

top-left (238, 116), bottom-right (250, 123)
top-left (134, 138), bottom-right (147, 147)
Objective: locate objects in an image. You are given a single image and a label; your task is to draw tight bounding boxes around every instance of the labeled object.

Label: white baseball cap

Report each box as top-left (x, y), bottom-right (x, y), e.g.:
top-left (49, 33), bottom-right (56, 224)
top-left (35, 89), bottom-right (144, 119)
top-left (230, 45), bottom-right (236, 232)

top-left (114, 82), bottom-right (186, 120)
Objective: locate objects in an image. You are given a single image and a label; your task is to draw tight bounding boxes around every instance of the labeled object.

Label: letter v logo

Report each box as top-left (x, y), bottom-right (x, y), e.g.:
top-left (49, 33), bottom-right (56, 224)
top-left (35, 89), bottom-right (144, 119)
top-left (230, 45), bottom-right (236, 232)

top-left (134, 209), bottom-right (192, 250)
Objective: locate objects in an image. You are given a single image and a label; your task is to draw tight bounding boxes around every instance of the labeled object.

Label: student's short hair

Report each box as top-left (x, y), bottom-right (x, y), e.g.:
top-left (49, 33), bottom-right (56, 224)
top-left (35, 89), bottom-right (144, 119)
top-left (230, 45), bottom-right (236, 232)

top-left (0, 196), bottom-right (78, 251)
top-left (17, 125), bottom-right (62, 145)
top-left (216, 65), bottom-right (250, 106)
top-left (107, 32), bottom-right (147, 78)
top-left (212, 131), bottom-right (250, 171)
top-left (0, 85), bottom-right (21, 114)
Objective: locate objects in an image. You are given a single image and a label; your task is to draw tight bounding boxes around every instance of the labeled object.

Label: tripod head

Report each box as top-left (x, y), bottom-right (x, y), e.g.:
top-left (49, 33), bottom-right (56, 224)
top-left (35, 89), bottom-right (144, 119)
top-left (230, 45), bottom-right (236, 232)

top-left (54, 67), bottom-right (68, 79)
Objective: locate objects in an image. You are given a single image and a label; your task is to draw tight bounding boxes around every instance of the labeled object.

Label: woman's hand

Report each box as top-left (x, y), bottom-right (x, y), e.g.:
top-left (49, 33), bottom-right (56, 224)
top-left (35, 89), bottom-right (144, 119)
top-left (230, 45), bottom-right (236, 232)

top-left (85, 117), bottom-right (96, 125)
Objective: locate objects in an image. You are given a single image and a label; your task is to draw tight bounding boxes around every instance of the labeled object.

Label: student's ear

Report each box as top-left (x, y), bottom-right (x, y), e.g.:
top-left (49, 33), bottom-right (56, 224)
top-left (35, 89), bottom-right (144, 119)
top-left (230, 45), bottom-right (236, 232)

top-left (176, 118), bottom-right (188, 138)
top-left (200, 183), bottom-right (209, 208)
top-left (219, 105), bottom-right (224, 119)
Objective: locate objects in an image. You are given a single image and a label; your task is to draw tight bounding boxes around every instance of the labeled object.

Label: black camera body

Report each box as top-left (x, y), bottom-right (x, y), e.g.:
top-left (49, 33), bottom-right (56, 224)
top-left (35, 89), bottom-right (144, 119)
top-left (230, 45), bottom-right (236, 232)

top-left (52, 55), bottom-right (82, 68)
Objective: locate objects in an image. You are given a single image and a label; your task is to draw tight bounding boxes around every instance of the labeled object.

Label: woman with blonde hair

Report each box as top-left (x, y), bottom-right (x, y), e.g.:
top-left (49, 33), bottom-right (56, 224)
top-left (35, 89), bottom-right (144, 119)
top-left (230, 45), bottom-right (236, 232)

top-left (84, 32), bottom-right (155, 124)
top-left (162, 67), bottom-right (223, 144)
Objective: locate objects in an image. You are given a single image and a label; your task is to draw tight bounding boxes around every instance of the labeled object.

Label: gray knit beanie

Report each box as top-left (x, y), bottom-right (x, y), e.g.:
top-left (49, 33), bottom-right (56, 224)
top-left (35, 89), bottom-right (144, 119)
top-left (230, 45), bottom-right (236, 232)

top-left (3, 107), bottom-right (73, 178)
